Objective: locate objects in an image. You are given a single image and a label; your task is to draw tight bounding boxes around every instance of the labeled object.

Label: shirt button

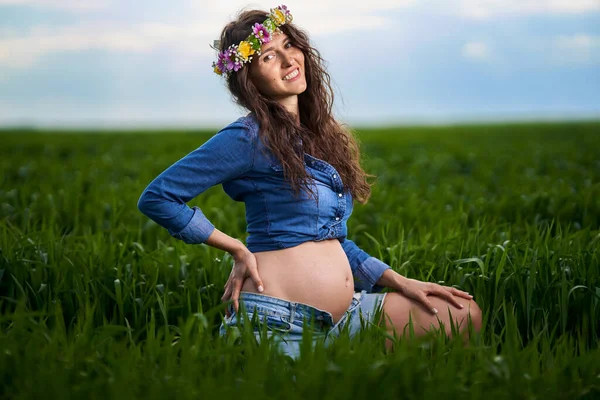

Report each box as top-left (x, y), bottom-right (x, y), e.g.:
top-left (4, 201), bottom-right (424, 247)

top-left (335, 217), bottom-right (340, 221)
top-left (338, 193), bottom-right (342, 197)
top-left (333, 174), bottom-right (337, 178)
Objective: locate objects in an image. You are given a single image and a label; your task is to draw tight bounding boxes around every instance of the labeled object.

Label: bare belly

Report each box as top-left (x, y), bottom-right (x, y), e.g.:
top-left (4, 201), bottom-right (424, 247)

top-left (239, 239), bottom-right (354, 323)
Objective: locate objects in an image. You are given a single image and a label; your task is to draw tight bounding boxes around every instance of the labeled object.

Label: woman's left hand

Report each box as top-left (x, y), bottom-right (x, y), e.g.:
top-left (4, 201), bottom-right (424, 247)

top-left (396, 277), bottom-right (473, 315)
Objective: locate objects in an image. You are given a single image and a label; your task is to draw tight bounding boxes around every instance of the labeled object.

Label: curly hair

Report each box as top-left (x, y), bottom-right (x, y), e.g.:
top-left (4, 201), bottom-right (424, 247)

top-left (216, 8), bottom-right (375, 204)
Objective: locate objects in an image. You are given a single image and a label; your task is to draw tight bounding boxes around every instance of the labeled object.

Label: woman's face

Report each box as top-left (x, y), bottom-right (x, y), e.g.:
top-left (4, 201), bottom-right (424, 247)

top-left (249, 31), bottom-right (307, 102)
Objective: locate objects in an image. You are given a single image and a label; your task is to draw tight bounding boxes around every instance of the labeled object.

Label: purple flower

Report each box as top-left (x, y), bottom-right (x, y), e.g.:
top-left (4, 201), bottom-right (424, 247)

top-left (216, 52), bottom-right (227, 73)
top-left (218, 48), bottom-right (237, 72)
top-left (277, 4), bottom-right (290, 16)
top-left (252, 22), bottom-right (271, 44)
top-left (219, 47), bottom-right (241, 72)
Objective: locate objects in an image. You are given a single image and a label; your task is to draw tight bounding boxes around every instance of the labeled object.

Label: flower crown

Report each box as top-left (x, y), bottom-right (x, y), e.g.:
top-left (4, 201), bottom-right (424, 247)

top-left (211, 5), bottom-right (293, 77)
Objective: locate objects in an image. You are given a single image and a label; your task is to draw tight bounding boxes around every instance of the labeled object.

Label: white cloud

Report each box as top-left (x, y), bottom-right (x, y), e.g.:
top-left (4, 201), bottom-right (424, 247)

top-left (462, 41), bottom-right (491, 61)
top-left (555, 33), bottom-right (600, 49)
top-left (0, 1), bottom-right (419, 69)
top-left (0, 0), bottom-right (111, 12)
top-left (2, 0), bottom-right (598, 21)
top-left (0, 21), bottom-right (223, 68)
top-left (551, 34), bottom-right (600, 64)
top-left (457, 0), bottom-right (600, 19)
top-left (189, 0), bottom-right (418, 14)
top-left (0, 0), bottom-right (598, 70)
top-left (548, 0), bottom-right (600, 12)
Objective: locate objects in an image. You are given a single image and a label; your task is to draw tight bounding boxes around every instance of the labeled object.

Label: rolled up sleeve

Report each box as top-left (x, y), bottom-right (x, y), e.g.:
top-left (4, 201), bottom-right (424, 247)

top-left (167, 206), bottom-right (215, 244)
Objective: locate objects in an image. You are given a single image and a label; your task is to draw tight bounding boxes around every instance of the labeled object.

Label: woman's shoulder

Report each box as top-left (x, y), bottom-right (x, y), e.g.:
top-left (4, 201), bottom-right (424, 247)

top-left (215, 113), bottom-right (258, 140)
top-left (221, 112), bottom-right (258, 131)
top-left (216, 112), bottom-right (259, 139)
top-left (239, 112), bottom-right (258, 129)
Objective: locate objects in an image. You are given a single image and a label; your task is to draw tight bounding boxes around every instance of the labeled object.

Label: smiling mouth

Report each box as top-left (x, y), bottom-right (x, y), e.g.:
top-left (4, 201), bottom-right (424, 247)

top-left (282, 68), bottom-right (300, 81)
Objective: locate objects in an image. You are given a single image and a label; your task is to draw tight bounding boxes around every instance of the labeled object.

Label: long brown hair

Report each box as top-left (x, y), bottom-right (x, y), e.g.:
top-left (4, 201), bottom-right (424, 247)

top-left (217, 8), bottom-right (375, 204)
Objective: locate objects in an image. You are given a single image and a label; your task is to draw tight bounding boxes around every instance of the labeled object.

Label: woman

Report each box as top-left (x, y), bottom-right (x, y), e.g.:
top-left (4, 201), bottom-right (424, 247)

top-left (137, 5), bottom-right (482, 358)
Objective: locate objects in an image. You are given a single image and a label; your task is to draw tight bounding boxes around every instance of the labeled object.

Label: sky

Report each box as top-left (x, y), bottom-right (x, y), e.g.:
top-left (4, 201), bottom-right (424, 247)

top-left (0, 0), bottom-right (599, 128)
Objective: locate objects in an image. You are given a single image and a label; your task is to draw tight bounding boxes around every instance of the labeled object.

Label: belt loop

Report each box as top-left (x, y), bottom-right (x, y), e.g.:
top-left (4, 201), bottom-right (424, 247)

top-left (289, 302), bottom-right (296, 324)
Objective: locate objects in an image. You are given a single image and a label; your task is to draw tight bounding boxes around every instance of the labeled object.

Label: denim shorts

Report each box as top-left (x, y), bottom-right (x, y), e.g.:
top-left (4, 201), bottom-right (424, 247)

top-left (219, 290), bottom-right (388, 359)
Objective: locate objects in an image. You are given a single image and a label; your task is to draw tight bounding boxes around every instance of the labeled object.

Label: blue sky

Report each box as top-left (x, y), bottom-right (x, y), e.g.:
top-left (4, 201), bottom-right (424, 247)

top-left (0, 0), bottom-right (599, 128)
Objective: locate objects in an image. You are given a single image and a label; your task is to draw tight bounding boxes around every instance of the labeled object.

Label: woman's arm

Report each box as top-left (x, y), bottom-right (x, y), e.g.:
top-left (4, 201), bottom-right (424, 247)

top-left (137, 122), bottom-right (257, 245)
top-left (341, 238), bottom-right (473, 314)
top-left (138, 122), bottom-right (265, 309)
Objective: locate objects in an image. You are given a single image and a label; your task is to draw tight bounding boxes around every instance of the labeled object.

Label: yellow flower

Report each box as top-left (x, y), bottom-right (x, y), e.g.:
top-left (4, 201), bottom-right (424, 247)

top-left (237, 41), bottom-right (255, 61)
top-left (214, 65), bottom-right (223, 75)
top-left (271, 9), bottom-right (285, 25)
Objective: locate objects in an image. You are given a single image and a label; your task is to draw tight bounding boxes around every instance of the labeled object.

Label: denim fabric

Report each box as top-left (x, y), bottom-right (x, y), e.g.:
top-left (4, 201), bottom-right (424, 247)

top-left (137, 112), bottom-right (390, 292)
top-left (218, 290), bottom-right (388, 359)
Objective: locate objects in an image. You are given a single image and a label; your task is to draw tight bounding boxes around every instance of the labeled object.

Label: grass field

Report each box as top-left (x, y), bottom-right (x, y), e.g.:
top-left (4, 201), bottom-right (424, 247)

top-left (1, 121), bottom-right (599, 399)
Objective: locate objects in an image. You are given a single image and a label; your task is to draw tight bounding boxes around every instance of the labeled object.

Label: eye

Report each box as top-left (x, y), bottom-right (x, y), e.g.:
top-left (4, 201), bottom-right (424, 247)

top-left (263, 42), bottom-right (294, 62)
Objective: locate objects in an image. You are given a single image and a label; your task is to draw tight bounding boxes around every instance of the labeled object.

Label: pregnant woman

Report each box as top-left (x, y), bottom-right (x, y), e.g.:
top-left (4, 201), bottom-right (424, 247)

top-left (138, 4), bottom-right (482, 359)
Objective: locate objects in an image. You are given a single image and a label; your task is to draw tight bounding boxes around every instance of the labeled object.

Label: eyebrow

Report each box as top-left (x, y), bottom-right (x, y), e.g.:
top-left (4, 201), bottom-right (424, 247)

top-left (262, 38), bottom-right (290, 55)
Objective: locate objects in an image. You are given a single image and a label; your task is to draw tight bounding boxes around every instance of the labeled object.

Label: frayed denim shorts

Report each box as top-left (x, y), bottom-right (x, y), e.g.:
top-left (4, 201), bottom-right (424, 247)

top-left (219, 290), bottom-right (387, 359)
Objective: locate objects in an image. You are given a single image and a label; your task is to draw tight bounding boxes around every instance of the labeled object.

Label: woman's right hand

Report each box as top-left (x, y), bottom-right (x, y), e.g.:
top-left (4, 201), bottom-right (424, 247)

top-left (221, 248), bottom-right (264, 317)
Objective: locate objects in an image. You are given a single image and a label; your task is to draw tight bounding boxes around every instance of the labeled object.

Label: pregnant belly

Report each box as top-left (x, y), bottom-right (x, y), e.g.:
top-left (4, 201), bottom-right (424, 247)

top-left (239, 239), bottom-right (354, 324)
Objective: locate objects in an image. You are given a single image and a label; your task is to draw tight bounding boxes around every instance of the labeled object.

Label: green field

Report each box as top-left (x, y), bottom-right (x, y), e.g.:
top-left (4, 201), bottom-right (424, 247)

top-left (1, 121), bottom-right (599, 399)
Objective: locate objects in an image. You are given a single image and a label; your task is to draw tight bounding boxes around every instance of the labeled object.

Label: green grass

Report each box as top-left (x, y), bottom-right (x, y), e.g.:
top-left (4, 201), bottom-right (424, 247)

top-left (1, 121), bottom-right (599, 399)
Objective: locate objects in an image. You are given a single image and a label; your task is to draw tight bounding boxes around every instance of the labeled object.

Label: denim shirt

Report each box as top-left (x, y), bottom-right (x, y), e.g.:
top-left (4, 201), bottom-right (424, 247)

top-left (137, 113), bottom-right (390, 292)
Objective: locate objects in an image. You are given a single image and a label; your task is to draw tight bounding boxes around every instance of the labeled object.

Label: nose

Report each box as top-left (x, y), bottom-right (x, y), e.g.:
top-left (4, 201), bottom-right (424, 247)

top-left (281, 52), bottom-right (296, 68)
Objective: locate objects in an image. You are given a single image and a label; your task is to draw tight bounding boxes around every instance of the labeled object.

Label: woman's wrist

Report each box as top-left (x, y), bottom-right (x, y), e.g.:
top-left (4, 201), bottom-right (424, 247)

top-left (230, 242), bottom-right (251, 260)
top-left (204, 228), bottom-right (250, 259)
top-left (376, 268), bottom-right (410, 292)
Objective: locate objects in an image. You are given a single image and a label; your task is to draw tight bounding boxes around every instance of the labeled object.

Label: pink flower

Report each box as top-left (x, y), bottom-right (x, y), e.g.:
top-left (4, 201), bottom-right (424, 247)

top-left (252, 23), bottom-right (271, 44)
